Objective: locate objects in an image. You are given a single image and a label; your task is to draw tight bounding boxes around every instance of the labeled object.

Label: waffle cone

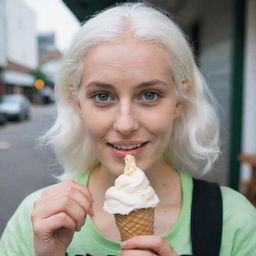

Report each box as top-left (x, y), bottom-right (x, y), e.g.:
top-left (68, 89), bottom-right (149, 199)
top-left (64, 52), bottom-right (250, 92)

top-left (115, 207), bottom-right (155, 241)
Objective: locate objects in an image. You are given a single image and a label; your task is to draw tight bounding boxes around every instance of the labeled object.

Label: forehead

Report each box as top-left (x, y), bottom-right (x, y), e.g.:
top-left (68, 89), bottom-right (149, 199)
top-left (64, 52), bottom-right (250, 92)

top-left (81, 39), bottom-right (172, 84)
top-left (84, 39), bottom-right (169, 61)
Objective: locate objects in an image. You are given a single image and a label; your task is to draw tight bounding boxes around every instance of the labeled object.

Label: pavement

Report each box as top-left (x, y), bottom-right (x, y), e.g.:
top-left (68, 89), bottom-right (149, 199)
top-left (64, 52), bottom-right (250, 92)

top-left (0, 104), bottom-right (61, 236)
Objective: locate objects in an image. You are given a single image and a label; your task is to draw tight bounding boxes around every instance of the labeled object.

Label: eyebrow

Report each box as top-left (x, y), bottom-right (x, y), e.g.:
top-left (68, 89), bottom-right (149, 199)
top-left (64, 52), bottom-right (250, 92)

top-left (84, 80), bottom-right (169, 89)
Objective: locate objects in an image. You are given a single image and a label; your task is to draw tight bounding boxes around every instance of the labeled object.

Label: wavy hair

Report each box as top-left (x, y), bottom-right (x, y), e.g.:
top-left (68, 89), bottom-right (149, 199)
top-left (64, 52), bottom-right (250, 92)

top-left (43, 2), bottom-right (220, 180)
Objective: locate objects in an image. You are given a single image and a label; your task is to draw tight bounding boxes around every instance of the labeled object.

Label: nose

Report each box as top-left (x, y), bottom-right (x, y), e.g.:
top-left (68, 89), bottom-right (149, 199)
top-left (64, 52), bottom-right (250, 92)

top-left (113, 103), bottom-right (139, 135)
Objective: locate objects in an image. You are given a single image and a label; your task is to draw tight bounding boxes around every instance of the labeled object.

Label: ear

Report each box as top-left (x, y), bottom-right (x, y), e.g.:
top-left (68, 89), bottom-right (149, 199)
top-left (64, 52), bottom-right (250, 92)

top-left (174, 101), bottom-right (182, 119)
top-left (173, 79), bottom-right (191, 118)
top-left (68, 85), bottom-right (82, 116)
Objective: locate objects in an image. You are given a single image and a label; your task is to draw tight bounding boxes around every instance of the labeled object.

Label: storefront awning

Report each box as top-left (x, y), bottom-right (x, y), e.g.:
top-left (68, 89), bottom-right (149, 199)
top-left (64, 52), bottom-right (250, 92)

top-left (2, 70), bottom-right (34, 87)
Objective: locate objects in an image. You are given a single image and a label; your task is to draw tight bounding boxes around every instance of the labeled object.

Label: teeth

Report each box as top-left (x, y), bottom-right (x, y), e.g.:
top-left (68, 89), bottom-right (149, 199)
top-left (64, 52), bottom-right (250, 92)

top-left (113, 143), bottom-right (143, 150)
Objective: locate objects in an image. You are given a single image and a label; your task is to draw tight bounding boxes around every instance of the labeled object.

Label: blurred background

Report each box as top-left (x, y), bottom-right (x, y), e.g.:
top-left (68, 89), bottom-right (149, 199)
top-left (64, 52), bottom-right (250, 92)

top-left (0, 0), bottom-right (255, 236)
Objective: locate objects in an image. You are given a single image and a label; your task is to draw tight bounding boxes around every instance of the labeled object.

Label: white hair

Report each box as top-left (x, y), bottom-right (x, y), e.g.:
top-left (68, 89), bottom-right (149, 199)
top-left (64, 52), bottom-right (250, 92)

top-left (43, 2), bottom-right (220, 180)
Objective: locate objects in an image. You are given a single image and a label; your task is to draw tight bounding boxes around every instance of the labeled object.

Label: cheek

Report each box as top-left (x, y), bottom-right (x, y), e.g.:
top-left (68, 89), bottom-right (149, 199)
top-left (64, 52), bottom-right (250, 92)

top-left (141, 107), bottom-right (175, 136)
top-left (79, 107), bottom-right (112, 141)
top-left (85, 123), bottom-right (102, 142)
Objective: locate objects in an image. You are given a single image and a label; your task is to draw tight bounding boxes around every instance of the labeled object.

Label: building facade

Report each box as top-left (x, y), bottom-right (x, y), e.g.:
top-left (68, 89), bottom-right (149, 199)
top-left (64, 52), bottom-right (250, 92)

top-left (38, 32), bottom-right (62, 85)
top-left (0, 0), bottom-right (38, 97)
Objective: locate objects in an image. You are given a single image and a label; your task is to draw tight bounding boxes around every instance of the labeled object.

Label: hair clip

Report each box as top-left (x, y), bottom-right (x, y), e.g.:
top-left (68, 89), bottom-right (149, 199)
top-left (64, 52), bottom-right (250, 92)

top-left (182, 79), bottom-right (191, 90)
top-left (68, 85), bottom-right (77, 101)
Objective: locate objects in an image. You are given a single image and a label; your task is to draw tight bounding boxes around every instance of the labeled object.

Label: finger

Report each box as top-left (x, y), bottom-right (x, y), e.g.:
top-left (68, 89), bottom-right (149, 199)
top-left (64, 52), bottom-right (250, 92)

top-left (35, 196), bottom-right (88, 231)
top-left (37, 187), bottom-right (94, 217)
top-left (62, 180), bottom-right (94, 204)
top-left (42, 180), bottom-right (93, 204)
top-left (69, 180), bottom-right (94, 203)
top-left (33, 212), bottom-right (76, 237)
top-left (121, 235), bottom-right (177, 256)
top-left (65, 188), bottom-right (94, 216)
top-left (120, 250), bottom-right (155, 256)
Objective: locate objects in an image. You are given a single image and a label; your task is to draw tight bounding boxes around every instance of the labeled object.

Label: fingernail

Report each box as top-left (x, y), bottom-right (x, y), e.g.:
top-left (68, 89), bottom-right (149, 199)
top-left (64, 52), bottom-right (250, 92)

top-left (120, 241), bottom-right (127, 248)
top-left (75, 224), bottom-right (81, 232)
top-left (89, 207), bottom-right (94, 217)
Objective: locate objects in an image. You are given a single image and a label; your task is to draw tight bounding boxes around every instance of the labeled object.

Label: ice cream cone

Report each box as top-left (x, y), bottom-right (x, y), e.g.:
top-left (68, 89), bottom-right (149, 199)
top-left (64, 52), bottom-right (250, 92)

top-left (115, 207), bottom-right (155, 241)
top-left (104, 154), bottom-right (159, 253)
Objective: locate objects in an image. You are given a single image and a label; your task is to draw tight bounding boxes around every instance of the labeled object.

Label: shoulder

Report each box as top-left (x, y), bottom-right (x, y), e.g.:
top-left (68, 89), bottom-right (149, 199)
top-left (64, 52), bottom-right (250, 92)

top-left (6, 183), bottom-right (58, 227)
top-left (220, 186), bottom-right (256, 255)
top-left (0, 184), bottom-right (57, 254)
top-left (220, 186), bottom-right (256, 220)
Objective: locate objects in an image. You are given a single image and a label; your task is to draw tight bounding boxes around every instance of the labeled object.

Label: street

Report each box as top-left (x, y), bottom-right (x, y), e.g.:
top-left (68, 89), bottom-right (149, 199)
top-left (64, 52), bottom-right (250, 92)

top-left (0, 104), bottom-right (61, 236)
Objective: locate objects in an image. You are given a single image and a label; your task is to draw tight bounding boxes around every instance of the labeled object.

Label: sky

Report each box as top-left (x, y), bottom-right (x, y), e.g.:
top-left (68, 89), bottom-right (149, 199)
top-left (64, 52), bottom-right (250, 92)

top-left (23, 0), bottom-right (80, 52)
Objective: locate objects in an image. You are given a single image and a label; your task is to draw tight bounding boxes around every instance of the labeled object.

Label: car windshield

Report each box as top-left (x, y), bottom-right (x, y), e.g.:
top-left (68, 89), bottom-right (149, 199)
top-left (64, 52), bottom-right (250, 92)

top-left (1, 96), bottom-right (23, 104)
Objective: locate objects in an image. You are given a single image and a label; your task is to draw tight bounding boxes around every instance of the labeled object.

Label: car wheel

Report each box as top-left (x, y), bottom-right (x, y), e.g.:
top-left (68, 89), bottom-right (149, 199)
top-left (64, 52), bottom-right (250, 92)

top-left (17, 113), bottom-right (24, 122)
top-left (25, 112), bottom-right (30, 120)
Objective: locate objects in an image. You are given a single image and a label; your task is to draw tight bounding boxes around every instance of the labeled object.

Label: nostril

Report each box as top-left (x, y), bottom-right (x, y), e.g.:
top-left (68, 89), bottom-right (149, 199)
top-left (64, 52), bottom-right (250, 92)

top-left (113, 114), bottom-right (139, 135)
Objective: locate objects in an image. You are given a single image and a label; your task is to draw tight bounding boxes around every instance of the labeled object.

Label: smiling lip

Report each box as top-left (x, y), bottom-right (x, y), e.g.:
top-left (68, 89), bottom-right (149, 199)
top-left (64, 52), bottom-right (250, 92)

top-left (107, 141), bottom-right (149, 159)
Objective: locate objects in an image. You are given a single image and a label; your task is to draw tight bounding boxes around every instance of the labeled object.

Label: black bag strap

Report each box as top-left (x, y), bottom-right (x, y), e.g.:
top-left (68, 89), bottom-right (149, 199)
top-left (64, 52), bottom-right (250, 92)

top-left (191, 178), bottom-right (223, 256)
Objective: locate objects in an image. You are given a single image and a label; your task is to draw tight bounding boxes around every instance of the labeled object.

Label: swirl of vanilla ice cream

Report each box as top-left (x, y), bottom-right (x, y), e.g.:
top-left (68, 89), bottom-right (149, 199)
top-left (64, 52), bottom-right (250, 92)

top-left (103, 155), bottom-right (160, 215)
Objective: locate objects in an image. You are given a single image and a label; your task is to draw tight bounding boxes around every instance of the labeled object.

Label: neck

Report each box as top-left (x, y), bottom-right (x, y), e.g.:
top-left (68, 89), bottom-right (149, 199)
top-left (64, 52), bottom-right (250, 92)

top-left (146, 161), bottom-right (181, 204)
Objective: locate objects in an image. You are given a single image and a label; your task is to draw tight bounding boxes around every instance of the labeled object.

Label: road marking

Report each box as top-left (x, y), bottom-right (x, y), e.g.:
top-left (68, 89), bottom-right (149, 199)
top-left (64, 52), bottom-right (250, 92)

top-left (0, 141), bottom-right (11, 149)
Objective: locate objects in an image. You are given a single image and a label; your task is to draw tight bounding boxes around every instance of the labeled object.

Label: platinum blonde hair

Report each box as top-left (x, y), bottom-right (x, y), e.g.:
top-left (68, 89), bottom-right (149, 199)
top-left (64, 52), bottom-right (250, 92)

top-left (44, 2), bottom-right (220, 180)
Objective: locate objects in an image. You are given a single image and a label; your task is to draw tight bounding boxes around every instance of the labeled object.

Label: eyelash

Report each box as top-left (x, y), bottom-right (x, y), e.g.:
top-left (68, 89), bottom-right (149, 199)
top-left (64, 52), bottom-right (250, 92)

top-left (139, 90), bottom-right (161, 103)
top-left (91, 92), bottom-right (113, 102)
top-left (89, 90), bottom-right (162, 106)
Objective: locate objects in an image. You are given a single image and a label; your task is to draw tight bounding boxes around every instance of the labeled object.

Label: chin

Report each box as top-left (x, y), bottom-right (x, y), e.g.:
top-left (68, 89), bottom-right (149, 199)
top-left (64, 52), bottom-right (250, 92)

top-left (102, 161), bottom-right (125, 177)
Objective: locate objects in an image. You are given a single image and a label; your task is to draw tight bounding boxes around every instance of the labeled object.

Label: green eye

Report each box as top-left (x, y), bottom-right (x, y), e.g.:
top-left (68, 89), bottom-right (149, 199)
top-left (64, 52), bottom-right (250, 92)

top-left (95, 92), bottom-right (111, 101)
top-left (141, 91), bottom-right (158, 101)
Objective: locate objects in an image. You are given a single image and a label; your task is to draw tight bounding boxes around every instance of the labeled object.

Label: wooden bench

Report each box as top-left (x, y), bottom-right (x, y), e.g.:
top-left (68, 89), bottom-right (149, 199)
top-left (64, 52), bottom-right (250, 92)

top-left (239, 154), bottom-right (256, 206)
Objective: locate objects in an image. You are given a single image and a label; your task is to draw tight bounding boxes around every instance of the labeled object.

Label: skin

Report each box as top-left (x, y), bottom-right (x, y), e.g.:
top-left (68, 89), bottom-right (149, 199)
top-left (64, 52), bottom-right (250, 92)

top-left (32, 38), bottom-right (182, 256)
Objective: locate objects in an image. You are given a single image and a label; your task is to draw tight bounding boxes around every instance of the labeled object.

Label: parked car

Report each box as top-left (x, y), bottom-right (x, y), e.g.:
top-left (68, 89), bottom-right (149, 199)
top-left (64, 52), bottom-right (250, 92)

top-left (0, 94), bottom-right (30, 121)
top-left (0, 111), bottom-right (7, 125)
top-left (39, 87), bottom-right (55, 104)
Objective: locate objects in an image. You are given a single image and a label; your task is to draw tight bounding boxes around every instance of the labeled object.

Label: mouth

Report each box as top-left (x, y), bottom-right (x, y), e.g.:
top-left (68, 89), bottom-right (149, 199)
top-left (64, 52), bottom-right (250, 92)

top-left (108, 142), bottom-right (147, 150)
top-left (107, 141), bottom-right (149, 158)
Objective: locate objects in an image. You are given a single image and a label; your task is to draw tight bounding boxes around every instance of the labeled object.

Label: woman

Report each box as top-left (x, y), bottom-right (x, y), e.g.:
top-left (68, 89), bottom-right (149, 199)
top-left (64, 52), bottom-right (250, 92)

top-left (0, 2), bottom-right (255, 256)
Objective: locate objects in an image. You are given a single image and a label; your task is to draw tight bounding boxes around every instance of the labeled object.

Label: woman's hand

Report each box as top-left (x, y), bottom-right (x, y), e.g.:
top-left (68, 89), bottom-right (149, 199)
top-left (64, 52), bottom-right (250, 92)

top-left (31, 180), bottom-right (94, 256)
top-left (120, 235), bottom-right (178, 256)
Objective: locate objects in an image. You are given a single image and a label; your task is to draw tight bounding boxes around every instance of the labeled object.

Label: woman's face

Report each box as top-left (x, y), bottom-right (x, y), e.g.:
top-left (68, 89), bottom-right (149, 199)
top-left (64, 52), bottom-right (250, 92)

top-left (78, 39), bottom-right (181, 175)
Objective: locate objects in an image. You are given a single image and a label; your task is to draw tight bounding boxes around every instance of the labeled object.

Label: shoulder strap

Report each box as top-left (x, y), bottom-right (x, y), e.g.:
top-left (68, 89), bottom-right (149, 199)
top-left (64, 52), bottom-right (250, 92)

top-left (191, 178), bottom-right (223, 256)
